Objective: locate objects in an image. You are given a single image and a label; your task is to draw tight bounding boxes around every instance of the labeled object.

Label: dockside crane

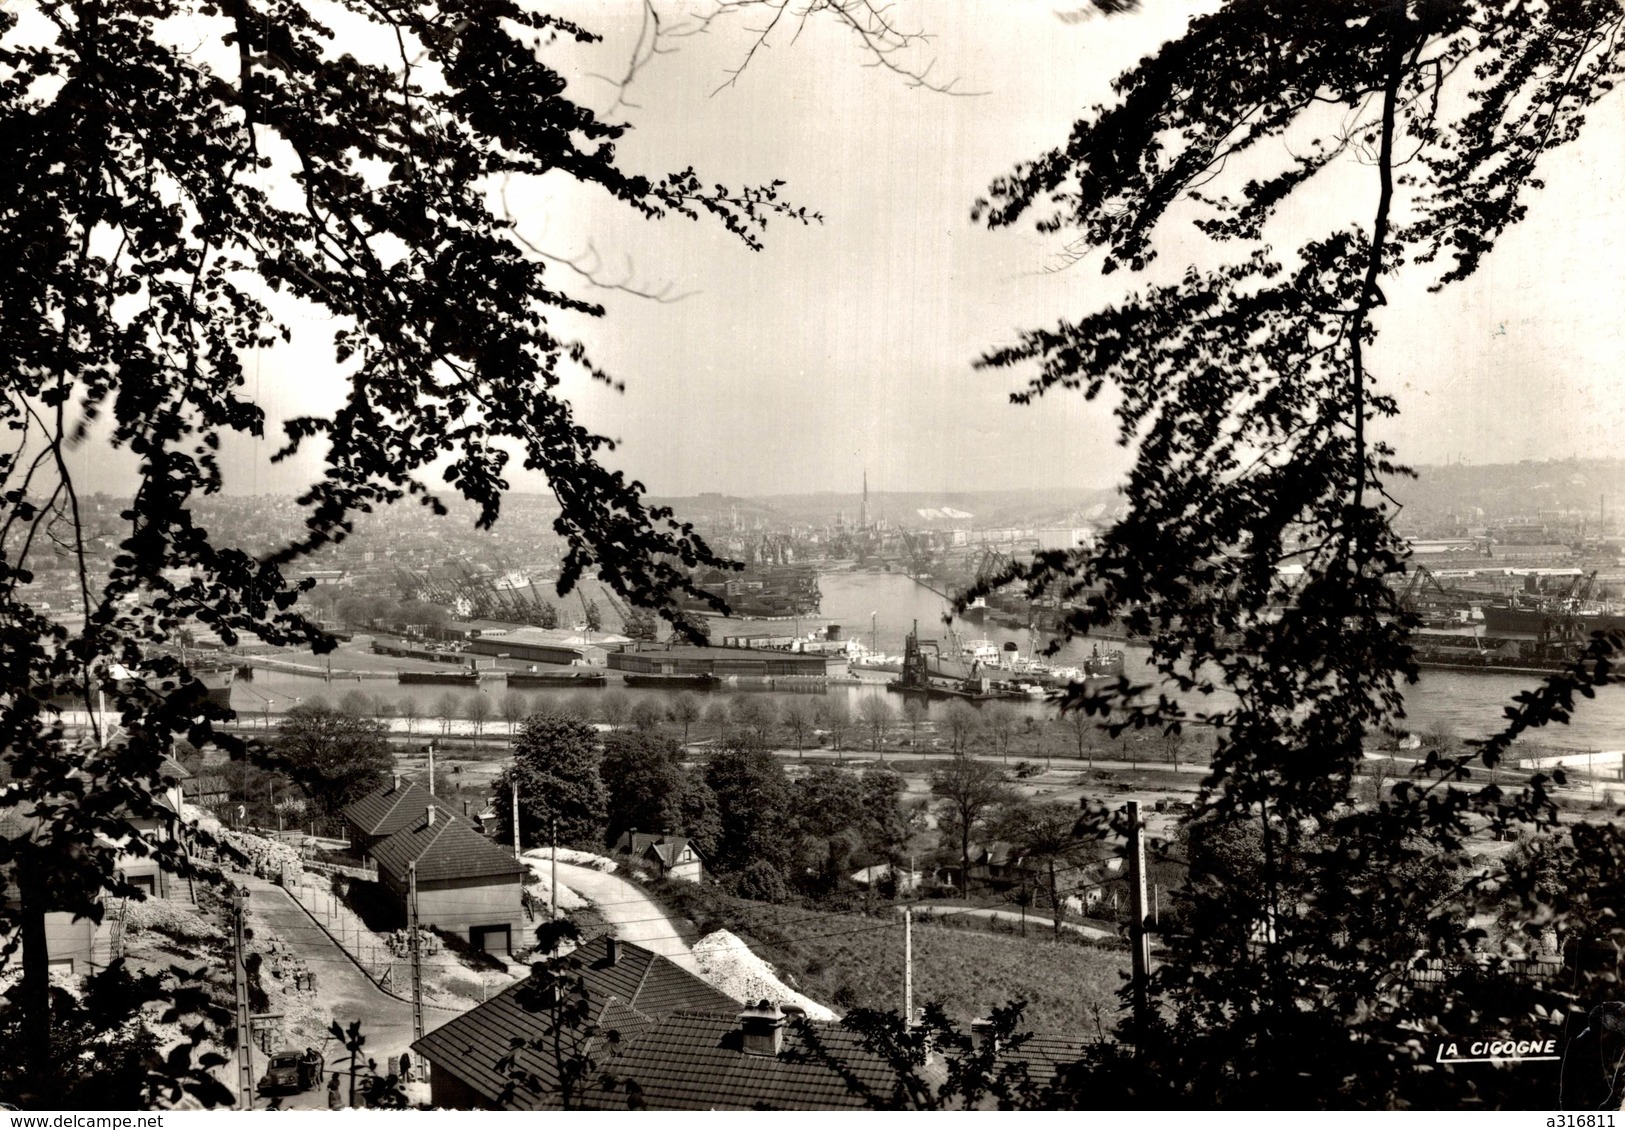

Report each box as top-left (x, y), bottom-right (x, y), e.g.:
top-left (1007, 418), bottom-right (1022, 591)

top-left (1397, 566), bottom-right (1426, 610)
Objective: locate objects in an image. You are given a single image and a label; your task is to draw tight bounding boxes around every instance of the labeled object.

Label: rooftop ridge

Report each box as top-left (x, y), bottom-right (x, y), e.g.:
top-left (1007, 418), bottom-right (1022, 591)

top-left (628, 943), bottom-right (657, 1006)
top-left (414, 805), bottom-right (456, 861)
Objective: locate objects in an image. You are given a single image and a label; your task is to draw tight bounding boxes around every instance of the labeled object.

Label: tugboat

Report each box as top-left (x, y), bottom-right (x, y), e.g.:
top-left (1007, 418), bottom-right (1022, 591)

top-left (1082, 644), bottom-right (1125, 679)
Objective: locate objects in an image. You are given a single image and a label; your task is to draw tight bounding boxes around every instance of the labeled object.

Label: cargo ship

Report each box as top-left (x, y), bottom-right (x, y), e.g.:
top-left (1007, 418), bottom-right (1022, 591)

top-left (1410, 631), bottom-right (1599, 676)
top-left (398, 670), bottom-right (482, 687)
top-left (505, 670), bottom-right (608, 689)
top-left (1480, 602), bottom-right (1625, 638)
top-left (194, 662), bottom-right (238, 709)
top-left (621, 673), bottom-right (720, 691)
top-left (850, 654), bottom-right (903, 675)
top-left (888, 623), bottom-right (1124, 702)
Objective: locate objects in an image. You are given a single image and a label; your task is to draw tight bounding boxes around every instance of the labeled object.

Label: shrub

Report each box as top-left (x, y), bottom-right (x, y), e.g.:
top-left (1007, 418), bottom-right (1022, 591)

top-left (727, 860), bottom-right (790, 904)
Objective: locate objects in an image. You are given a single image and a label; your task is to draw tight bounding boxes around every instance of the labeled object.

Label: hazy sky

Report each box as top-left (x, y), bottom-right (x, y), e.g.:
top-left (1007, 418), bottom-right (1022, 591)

top-left (72, 0), bottom-right (1625, 498)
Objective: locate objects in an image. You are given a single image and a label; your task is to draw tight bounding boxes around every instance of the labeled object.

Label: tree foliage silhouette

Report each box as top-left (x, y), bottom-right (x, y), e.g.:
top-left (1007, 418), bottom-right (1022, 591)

top-left (949, 0), bottom-right (1625, 1108)
top-left (0, 0), bottom-right (810, 1099)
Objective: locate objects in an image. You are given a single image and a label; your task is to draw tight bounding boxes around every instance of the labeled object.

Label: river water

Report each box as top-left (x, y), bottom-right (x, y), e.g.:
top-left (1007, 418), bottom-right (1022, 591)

top-left (232, 571), bottom-right (1624, 751)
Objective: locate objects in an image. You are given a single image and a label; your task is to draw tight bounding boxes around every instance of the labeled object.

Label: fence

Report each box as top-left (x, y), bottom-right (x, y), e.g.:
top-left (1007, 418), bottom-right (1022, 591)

top-left (301, 858), bottom-right (377, 882)
top-left (1405, 954), bottom-right (1564, 986)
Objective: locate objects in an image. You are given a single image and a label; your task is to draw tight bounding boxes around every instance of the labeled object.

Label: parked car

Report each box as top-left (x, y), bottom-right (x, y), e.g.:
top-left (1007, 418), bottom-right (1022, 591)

top-left (258, 1049), bottom-right (319, 1094)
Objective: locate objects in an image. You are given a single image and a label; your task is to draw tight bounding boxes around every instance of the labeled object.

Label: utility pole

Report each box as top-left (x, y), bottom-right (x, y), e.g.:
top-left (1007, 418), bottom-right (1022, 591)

top-left (903, 906), bottom-right (913, 1025)
top-left (230, 888), bottom-right (255, 1111)
top-left (427, 741), bottom-right (436, 796)
top-left (550, 817), bottom-right (558, 920)
top-left (408, 862), bottom-right (423, 1041)
top-left (1126, 800), bottom-right (1151, 1037)
top-left (511, 779), bottom-right (522, 860)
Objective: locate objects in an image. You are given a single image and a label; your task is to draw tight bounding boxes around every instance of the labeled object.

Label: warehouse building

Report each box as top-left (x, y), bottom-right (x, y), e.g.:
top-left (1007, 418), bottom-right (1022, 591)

top-left (465, 626), bottom-right (622, 667)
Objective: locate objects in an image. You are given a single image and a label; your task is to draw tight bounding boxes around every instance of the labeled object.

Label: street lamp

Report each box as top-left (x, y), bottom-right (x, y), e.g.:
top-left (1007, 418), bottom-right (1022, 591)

top-left (871, 611), bottom-right (878, 658)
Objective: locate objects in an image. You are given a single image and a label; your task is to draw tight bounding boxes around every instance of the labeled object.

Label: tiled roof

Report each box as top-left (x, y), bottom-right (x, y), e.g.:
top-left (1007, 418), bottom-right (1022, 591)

top-left (157, 755), bottom-right (191, 781)
top-left (370, 809), bottom-right (527, 885)
top-left (415, 935), bottom-right (1095, 1111)
top-left (620, 832), bottom-right (704, 866)
top-left (969, 841), bottom-right (1030, 869)
top-left (1007, 1032), bottom-right (1094, 1081)
top-left (341, 780), bottom-right (436, 838)
top-left (413, 936), bottom-right (740, 1110)
top-left (577, 1011), bottom-right (901, 1111)
top-left (585, 1021), bottom-right (1090, 1111)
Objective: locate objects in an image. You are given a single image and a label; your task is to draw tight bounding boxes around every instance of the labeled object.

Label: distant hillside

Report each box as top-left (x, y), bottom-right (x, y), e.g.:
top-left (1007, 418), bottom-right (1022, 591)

top-left (1389, 457), bottom-right (1625, 528)
top-left (644, 461), bottom-right (1625, 534)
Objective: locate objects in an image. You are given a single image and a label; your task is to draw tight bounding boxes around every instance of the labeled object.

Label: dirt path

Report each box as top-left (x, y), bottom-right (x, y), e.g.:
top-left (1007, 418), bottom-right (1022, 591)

top-left (910, 903), bottom-right (1116, 941)
top-left (551, 862), bottom-right (697, 973)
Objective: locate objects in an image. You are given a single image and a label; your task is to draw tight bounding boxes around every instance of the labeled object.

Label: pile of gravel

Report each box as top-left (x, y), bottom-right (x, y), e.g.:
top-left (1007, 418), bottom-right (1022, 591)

top-left (690, 930), bottom-right (836, 1020)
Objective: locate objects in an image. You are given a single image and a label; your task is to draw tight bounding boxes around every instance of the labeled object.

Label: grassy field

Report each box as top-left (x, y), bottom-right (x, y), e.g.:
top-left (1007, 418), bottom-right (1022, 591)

top-left (648, 881), bottom-right (1131, 1035)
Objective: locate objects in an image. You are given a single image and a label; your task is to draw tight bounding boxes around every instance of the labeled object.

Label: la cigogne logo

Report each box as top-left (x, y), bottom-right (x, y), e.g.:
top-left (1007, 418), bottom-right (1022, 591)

top-left (1434, 1036), bottom-right (1561, 1064)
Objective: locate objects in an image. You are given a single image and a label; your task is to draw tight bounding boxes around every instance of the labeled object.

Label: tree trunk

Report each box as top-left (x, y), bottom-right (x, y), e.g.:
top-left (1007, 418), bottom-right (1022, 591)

top-left (18, 852), bottom-right (53, 1098)
top-left (961, 822), bottom-right (971, 899)
top-left (1050, 858), bottom-right (1060, 938)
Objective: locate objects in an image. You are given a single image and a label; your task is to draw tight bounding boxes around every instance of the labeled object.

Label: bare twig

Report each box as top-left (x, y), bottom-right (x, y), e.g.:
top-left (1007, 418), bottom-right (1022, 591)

top-left (500, 178), bottom-right (700, 303)
top-left (692, 0), bottom-right (984, 96)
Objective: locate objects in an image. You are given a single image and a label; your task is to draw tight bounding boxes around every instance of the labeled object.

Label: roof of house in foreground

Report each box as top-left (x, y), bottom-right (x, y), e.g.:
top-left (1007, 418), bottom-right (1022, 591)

top-left (370, 807), bottom-right (527, 885)
top-left (414, 937), bottom-right (1096, 1111)
top-left (413, 935), bottom-right (740, 1110)
top-left (341, 778), bottom-right (436, 838)
top-left (573, 1009), bottom-right (900, 1110)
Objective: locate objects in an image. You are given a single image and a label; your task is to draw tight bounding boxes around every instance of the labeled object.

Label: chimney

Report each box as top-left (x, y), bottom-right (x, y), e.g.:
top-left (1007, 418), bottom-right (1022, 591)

top-left (969, 1016), bottom-right (1000, 1053)
top-left (391, 772), bottom-right (401, 791)
top-left (606, 936), bottom-right (620, 966)
top-left (738, 1000), bottom-right (785, 1057)
top-left (426, 805), bottom-right (436, 827)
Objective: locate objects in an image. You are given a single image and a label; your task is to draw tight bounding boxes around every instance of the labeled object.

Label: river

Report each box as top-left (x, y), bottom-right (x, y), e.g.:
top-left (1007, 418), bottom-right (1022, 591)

top-left (231, 571), bottom-right (1624, 751)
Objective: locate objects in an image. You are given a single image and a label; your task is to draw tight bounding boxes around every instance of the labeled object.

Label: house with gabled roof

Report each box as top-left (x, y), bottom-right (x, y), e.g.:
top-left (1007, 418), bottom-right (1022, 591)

top-left (341, 775), bottom-right (436, 856)
top-left (573, 1006), bottom-right (1093, 1110)
top-left (413, 934), bottom-right (741, 1109)
top-left (413, 935), bottom-right (1096, 1110)
top-left (614, 831), bottom-right (705, 882)
top-left (966, 841), bottom-right (1038, 891)
top-left (369, 802), bottom-right (527, 956)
